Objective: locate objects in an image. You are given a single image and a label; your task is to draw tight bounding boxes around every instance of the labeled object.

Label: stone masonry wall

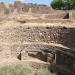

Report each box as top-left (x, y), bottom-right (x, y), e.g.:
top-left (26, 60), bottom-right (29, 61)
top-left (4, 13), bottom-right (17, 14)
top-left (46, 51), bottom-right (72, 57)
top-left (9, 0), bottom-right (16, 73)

top-left (1, 1), bottom-right (75, 19)
top-left (0, 1), bottom-right (68, 19)
top-left (0, 23), bottom-right (75, 59)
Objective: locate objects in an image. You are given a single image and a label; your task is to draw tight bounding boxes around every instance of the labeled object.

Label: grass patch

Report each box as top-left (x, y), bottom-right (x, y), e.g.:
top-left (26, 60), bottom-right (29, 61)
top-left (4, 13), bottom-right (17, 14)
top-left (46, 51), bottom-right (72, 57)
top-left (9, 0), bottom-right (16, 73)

top-left (0, 65), bottom-right (56, 75)
top-left (15, 64), bottom-right (32, 75)
top-left (0, 65), bottom-right (14, 75)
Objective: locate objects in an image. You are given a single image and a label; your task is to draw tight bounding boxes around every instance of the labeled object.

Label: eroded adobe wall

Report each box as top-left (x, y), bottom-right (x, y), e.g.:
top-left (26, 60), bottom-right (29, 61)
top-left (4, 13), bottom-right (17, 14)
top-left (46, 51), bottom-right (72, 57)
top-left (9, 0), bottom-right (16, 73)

top-left (0, 23), bottom-right (75, 59)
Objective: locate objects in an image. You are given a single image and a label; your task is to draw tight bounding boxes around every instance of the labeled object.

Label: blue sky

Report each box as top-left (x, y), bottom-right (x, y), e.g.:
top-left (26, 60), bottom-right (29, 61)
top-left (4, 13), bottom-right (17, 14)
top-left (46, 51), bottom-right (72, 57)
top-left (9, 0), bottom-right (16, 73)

top-left (0, 0), bottom-right (52, 5)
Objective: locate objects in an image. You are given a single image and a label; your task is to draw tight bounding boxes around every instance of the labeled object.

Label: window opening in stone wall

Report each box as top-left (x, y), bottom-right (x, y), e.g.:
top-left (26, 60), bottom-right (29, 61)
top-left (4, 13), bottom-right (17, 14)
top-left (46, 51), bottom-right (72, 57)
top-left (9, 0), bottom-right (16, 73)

top-left (63, 13), bottom-right (69, 19)
top-left (17, 53), bottom-right (21, 60)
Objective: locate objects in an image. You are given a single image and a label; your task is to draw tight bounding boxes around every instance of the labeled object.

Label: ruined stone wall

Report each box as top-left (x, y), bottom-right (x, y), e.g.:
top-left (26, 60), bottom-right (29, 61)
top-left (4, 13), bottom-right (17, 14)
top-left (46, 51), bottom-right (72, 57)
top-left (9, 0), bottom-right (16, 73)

top-left (0, 1), bottom-right (68, 19)
top-left (70, 10), bottom-right (75, 19)
top-left (0, 1), bottom-right (73, 19)
top-left (45, 12), bottom-right (67, 19)
top-left (0, 1), bottom-right (52, 14)
top-left (1, 1), bottom-right (75, 19)
top-left (0, 22), bottom-right (75, 59)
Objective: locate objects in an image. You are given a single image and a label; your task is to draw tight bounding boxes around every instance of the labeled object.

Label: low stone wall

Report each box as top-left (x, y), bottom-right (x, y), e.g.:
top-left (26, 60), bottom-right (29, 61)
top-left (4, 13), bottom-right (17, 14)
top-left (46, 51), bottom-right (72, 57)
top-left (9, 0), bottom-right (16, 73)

top-left (45, 12), bottom-right (68, 19)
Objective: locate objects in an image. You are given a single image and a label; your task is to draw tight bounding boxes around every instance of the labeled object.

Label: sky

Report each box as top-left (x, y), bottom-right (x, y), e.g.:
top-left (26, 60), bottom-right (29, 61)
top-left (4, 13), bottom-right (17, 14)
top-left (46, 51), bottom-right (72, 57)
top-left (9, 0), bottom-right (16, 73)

top-left (0, 0), bottom-right (52, 5)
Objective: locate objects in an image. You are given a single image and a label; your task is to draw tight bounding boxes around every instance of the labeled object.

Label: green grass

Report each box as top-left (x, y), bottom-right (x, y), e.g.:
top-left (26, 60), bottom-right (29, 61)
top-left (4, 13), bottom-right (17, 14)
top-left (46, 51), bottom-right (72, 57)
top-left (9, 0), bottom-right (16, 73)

top-left (0, 65), bottom-right (56, 75)
top-left (0, 65), bottom-right (14, 75)
top-left (35, 68), bottom-right (56, 75)
top-left (15, 64), bottom-right (32, 75)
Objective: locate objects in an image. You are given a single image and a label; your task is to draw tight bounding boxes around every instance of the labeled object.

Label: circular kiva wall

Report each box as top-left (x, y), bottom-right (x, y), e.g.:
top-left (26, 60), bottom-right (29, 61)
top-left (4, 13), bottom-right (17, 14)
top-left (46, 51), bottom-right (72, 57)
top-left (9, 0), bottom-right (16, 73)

top-left (0, 22), bottom-right (75, 59)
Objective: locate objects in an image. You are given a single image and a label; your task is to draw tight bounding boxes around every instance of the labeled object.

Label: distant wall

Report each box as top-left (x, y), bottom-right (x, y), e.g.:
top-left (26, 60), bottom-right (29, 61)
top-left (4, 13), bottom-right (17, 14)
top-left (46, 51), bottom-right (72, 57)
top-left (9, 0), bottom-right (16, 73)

top-left (1, 1), bottom-right (75, 19)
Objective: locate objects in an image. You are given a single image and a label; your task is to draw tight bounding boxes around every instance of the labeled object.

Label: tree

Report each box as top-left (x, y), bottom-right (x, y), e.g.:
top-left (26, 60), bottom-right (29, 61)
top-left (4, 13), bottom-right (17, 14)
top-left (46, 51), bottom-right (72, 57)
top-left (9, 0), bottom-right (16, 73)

top-left (51, 0), bottom-right (63, 10)
top-left (51, 0), bottom-right (75, 10)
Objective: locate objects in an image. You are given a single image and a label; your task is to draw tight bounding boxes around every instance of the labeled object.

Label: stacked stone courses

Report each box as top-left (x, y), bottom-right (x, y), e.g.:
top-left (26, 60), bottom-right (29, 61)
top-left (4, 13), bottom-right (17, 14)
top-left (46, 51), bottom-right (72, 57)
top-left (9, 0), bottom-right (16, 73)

top-left (0, 1), bottom-right (75, 75)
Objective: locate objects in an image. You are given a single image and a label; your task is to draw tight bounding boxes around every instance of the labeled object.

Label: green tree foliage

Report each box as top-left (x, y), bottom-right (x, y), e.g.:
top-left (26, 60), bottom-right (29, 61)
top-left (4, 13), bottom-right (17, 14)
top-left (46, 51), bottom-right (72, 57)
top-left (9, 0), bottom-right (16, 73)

top-left (51, 0), bottom-right (75, 10)
top-left (51, 0), bottom-right (63, 10)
